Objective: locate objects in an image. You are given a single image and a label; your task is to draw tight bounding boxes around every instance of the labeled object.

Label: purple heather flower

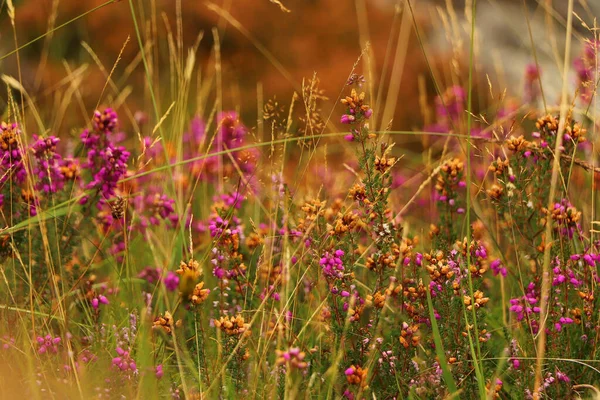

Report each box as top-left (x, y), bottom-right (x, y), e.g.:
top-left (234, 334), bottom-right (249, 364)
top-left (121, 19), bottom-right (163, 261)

top-left (511, 358), bottom-right (520, 369)
top-left (343, 390), bottom-right (355, 400)
top-left (0, 122), bottom-right (27, 183)
top-left (155, 364), bottom-right (164, 379)
top-left (340, 114), bottom-right (355, 124)
top-left (320, 250), bottom-right (345, 279)
top-left (1, 335), bottom-right (15, 351)
top-left (138, 266), bottom-right (162, 284)
top-left (415, 253), bottom-right (423, 266)
top-left (183, 117), bottom-right (206, 144)
top-left (81, 109), bottom-right (130, 201)
top-left (133, 191), bottom-right (178, 229)
top-left (37, 334), bottom-right (61, 354)
top-left (435, 86), bottom-right (465, 124)
top-left (163, 271), bottom-right (180, 292)
top-left (91, 294), bottom-right (109, 310)
top-left (31, 135), bottom-right (66, 193)
top-left (92, 108), bottom-right (118, 133)
top-left (556, 370), bottom-right (570, 383)
top-left (112, 347), bottom-right (137, 373)
top-left (490, 259), bottom-right (507, 277)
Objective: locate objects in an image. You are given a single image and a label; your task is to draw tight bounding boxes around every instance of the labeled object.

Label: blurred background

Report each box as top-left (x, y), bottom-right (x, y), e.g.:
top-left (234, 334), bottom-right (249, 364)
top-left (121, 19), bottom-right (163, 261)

top-left (0, 0), bottom-right (597, 135)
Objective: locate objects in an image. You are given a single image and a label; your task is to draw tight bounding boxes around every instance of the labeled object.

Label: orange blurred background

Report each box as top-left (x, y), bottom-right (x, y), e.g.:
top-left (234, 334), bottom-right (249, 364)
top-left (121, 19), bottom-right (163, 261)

top-left (0, 0), bottom-right (445, 132)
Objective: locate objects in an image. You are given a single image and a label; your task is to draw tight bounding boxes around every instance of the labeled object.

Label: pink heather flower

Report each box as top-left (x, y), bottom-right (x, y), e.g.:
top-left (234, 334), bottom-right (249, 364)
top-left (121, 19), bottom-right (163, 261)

top-left (31, 135), bottom-right (65, 193)
top-left (583, 253), bottom-right (595, 267)
top-left (343, 390), bottom-right (355, 400)
top-left (112, 347), bottom-right (137, 373)
top-left (37, 334), bottom-right (61, 354)
top-left (2, 335), bottom-right (15, 351)
top-left (217, 112), bottom-right (247, 149)
top-left (340, 114), bottom-right (355, 124)
top-left (320, 250), bottom-right (345, 279)
top-left (133, 191), bottom-right (178, 229)
top-left (0, 122), bottom-right (27, 184)
top-left (415, 253), bottom-right (423, 266)
top-left (155, 364), bottom-right (164, 379)
top-left (91, 294), bottom-right (109, 310)
top-left (490, 259), bottom-right (507, 277)
top-left (435, 86), bottom-right (465, 124)
top-left (138, 266), bottom-right (162, 284)
top-left (81, 109), bottom-right (130, 201)
top-left (556, 370), bottom-right (570, 383)
top-left (163, 271), bottom-right (180, 292)
top-left (78, 349), bottom-right (97, 364)
top-left (92, 108), bottom-right (118, 133)
top-left (183, 116), bottom-right (206, 144)
top-left (345, 367), bottom-right (355, 376)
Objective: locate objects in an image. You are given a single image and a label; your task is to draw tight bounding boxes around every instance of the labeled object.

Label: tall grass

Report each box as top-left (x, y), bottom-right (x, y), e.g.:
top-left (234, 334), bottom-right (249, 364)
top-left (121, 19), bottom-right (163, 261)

top-left (0, 0), bottom-right (599, 399)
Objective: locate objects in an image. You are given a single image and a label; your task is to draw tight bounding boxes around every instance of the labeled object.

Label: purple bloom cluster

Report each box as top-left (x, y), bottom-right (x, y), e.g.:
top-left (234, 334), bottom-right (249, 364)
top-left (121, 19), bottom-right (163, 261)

top-left (163, 271), bottom-right (180, 291)
top-left (553, 316), bottom-right (574, 332)
top-left (138, 266), bottom-right (162, 284)
top-left (509, 282), bottom-right (540, 326)
top-left (91, 294), bottom-right (109, 310)
top-left (217, 191), bottom-right (245, 209)
top-left (320, 249), bottom-right (345, 279)
top-left (490, 259), bottom-right (507, 277)
top-left (31, 135), bottom-right (65, 193)
top-left (340, 91), bottom-right (372, 125)
top-left (133, 191), bottom-right (178, 228)
top-left (217, 112), bottom-right (247, 149)
top-left (435, 86), bottom-right (465, 124)
top-left (1, 335), bottom-right (15, 351)
top-left (81, 108), bottom-right (130, 203)
top-left (208, 214), bottom-right (242, 238)
top-left (0, 122), bottom-right (27, 183)
top-left (552, 258), bottom-right (581, 287)
top-left (112, 346), bottom-right (137, 373)
top-left (37, 334), bottom-right (61, 354)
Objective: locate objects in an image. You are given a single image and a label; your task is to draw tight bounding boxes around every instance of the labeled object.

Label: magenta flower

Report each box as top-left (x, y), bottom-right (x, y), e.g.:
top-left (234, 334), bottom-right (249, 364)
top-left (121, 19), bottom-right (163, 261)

top-left (37, 334), bottom-right (61, 354)
top-left (164, 271), bottom-right (180, 291)
top-left (155, 364), bottom-right (164, 379)
top-left (81, 109), bottom-right (130, 202)
top-left (31, 135), bottom-right (65, 193)
top-left (112, 347), bottom-right (137, 373)
top-left (138, 266), bottom-right (162, 284)
top-left (490, 259), bottom-right (507, 277)
top-left (320, 250), bottom-right (345, 279)
top-left (91, 294), bottom-right (109, 310)
top-left (0, 122), bottom-right (27, 183)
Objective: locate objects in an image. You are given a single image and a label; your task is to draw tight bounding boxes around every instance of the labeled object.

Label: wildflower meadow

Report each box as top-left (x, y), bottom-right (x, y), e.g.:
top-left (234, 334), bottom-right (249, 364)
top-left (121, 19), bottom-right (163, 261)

top-left (0, 0), bottom-right (600, 398)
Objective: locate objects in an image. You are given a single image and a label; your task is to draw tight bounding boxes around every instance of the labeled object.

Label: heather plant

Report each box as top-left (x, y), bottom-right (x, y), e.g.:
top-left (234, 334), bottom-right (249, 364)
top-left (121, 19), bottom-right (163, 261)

top-left (2, 0), bottom-right (600, 399)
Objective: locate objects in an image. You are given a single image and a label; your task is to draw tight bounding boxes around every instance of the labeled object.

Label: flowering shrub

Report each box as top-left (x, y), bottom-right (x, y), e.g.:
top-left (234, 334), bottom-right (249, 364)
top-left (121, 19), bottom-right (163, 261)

top-left (1, 10), bottom-right (600, 400)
